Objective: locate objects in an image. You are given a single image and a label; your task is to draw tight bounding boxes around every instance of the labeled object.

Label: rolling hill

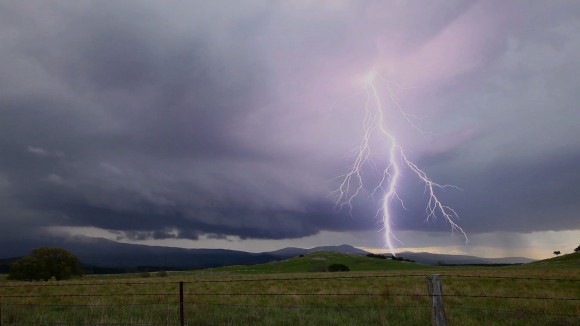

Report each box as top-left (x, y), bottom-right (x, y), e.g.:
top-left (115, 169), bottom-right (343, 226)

top-left (526, 252), bottom-right (579, 268)
top-left (210, 250), bottom-right (430, 273)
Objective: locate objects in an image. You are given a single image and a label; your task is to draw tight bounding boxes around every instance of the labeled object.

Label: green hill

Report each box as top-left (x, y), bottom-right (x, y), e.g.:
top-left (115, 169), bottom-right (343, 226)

top-left (208, 251), bottom-right (430, 273)
top-left (527, 252), bottom-right (579, 268)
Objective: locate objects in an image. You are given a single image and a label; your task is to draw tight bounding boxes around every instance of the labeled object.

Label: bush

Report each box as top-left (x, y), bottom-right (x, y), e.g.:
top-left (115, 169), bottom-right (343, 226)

top-left (8, 247), bottom-right (83, 281)
top-left (328, 263), bottom-right (350, 272)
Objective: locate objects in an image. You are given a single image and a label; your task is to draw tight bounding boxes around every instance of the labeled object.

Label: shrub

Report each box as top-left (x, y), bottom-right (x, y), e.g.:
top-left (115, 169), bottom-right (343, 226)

top-left (328, 263), bottom-right (350, 272)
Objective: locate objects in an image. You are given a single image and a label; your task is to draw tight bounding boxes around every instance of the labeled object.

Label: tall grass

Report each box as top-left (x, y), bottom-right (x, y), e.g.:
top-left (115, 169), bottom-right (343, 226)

top-left (0, 265), bottom-right (578, 325)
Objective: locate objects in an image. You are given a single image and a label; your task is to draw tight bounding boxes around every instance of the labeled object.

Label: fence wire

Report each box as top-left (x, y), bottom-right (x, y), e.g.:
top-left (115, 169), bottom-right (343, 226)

top-left (1, 273), bottom-right (577, 288)
top-left (0, 273), bottom-right (577, 325)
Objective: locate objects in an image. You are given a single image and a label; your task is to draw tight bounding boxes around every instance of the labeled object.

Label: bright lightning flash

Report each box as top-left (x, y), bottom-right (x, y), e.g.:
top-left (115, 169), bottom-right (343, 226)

top-left (333, 71), bottom-right (468, 256)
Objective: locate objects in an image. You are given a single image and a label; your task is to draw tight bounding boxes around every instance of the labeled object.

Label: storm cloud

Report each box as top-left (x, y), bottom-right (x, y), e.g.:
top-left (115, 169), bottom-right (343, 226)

top-left (0, 1), bottom-right (578, 248)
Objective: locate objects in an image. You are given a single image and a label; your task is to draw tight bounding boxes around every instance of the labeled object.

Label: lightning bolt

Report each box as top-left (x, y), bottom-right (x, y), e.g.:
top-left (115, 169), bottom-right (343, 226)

top-left (332, 71), bottom-right (468, 256)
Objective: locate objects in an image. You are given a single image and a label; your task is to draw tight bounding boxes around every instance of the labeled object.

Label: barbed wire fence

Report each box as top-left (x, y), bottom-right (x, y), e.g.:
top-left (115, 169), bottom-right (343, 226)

top-left (0, 273), bottom-right (578, 325)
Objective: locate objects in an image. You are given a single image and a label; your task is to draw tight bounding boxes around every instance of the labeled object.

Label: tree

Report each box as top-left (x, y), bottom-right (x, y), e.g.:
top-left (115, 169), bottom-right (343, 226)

top-left (8, 247), bottom-right (83, 281)
top-left (328, 263), bottom-right (350, 272)
top-left (574, 245), bottom-right (580, 253)
top-left (553, 251), bottom-right (561, 256)
top-left (7, 256), bottom-right (49, 281)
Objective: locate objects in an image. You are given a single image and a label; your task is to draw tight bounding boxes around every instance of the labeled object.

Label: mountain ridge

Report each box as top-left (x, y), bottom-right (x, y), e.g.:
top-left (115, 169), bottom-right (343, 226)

top-left (0, 236), bottom-right (535, 271)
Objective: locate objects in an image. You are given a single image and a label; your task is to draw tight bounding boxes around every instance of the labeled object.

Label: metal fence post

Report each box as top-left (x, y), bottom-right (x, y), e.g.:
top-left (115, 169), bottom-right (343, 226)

top-left (426, 275), bottom-right (447, 326)
top-left (179, 281), bottom-right (185, 326)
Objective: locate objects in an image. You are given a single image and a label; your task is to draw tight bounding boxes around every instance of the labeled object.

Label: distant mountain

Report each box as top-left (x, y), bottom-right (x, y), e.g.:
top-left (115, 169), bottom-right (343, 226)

top-left (0, 240), bottom-right (369, 272)
top-left (394, 252), bottom-right (535, 265)
top-left (267, 244), bottom-right (369, 258)
top-left (268, 246), bottom-right (534, 265)
top-left (77, 237), bottom-right (282, 269)
top-left (0, 236), bottom-right (535, 272)
top-left (267, 247), bottom-right (306, 257)
top-left (0, 236), bottom-right (279, 270)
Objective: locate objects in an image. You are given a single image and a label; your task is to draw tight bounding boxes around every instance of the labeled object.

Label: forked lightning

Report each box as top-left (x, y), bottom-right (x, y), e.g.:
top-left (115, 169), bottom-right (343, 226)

top-left (333, 71), bottom-right (468, 255)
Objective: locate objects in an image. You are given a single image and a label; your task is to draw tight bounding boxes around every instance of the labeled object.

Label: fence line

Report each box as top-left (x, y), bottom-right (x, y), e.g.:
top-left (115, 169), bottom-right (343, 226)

top-left (447, 306), bottom-right (580, 318)
top-left (442, 294), bottom-right (580, 301)
top-left (1, 273), bottom-right (578, 326)
top-left (0, 274), bottom-right (426, 288)
top-left (1, 302), bottom-right (180, 307)
top-left (2, 292), bottom-right (577, 301)
top-left (183, 302), bottom-right (429, 310)
top-left (1, 274), bottom-right (577, 289)
top-left (14, 323), bottom-right (156, 326)
top-left (0, 293), bottom-right (176, 298)
top-left (0, 281), bottom-right (164, 288)
top-left (0, 300), bottom-right (430, 311)
top-left (440, 275), bottom-right (580, 281)
top-left (182, 274), bottom-right (426, 283)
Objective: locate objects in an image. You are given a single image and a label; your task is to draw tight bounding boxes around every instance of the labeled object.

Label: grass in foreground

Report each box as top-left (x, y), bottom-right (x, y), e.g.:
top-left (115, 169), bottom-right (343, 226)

top-left (0, 252), bottom-right (578, 325)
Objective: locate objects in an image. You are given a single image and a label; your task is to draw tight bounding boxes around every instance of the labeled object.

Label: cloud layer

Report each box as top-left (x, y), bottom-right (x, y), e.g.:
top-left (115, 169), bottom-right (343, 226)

top-left (0, 1), bottom-right (578, 247)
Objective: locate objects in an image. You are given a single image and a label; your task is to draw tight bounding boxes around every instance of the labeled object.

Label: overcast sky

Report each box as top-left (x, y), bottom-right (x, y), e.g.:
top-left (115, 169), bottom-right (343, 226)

top-left (1, 1), bottom-right (578, 259)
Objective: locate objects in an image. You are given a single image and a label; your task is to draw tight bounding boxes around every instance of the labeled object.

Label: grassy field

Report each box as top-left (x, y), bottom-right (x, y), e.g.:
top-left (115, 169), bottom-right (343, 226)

top-left (0, 252), bottom-right (578, 325)
top-left (526, 251), bottom-right (580, 269)
top-left (208, 251), bottom-right (431, 273)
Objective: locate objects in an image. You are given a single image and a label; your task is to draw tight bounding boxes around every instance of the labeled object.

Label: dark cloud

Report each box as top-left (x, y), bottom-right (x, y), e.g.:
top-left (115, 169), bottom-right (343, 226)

top-left (0, 1), bottom-right (578, 249)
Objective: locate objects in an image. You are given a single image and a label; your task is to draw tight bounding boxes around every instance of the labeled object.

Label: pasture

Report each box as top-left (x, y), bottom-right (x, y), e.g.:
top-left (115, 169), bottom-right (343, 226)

top-left (0, 252), bottom-right (578, 325)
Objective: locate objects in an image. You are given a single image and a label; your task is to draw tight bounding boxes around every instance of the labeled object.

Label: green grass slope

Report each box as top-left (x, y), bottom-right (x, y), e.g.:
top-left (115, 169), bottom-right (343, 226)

top-left (208, 251), bottom-right (430, 273)
top-left (526, 252), bottom-right (580, 268)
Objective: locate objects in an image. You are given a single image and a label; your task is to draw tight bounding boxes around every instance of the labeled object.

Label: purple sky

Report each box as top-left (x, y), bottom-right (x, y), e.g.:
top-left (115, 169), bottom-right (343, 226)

top-left (1, 1), bottom-right (578, 258)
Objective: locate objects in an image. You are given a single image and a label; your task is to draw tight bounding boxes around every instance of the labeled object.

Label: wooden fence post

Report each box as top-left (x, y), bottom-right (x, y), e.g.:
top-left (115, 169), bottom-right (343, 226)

top-left (179, 281), bottom-right (185, 326)
top-left (426, 275), bottom-right (447, 326)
